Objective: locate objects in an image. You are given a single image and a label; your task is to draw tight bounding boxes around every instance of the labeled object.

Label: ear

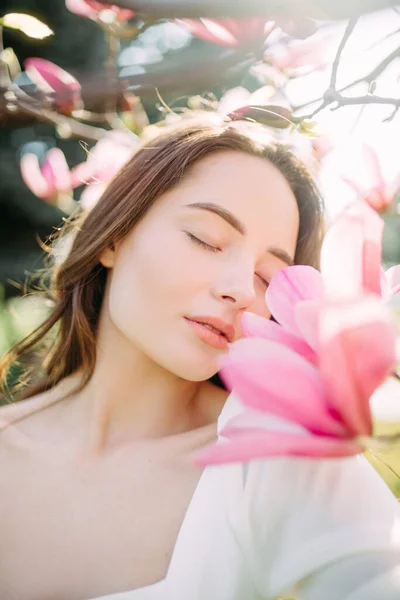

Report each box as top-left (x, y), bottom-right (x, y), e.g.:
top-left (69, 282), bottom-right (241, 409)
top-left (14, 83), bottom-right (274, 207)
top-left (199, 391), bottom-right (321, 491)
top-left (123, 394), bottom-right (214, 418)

top-left (99, 243), bottom-right (116, 268)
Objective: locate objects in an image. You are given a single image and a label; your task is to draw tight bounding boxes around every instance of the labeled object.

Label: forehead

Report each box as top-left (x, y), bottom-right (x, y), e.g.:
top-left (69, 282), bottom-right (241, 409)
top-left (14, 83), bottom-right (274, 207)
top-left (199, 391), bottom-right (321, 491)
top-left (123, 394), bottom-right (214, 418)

top-left (166, 150), bottom-right (300, 251)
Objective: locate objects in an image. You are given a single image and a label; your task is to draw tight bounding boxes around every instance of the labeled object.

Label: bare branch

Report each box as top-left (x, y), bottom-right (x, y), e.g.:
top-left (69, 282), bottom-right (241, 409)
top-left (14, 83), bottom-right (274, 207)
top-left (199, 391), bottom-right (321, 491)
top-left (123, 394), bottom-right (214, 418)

top-left (298, 88), bottom-right (400, 121)
top-left (330, 17), bottom-right (358, 89)
top-left (0, 91), bottom-right (107, 141)
top-left (99, 0), bottom-right (400, 20)
top-left (294, 44), bottom-right (400, 114)
top-left (339, 44), bottom-right (400, 93)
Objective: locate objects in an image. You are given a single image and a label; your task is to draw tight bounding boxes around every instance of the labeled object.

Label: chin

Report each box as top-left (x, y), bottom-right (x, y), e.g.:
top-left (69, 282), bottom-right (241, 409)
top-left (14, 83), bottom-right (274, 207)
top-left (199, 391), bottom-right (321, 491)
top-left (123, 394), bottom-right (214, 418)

top-left (163, 350), bottom-right (223, 382)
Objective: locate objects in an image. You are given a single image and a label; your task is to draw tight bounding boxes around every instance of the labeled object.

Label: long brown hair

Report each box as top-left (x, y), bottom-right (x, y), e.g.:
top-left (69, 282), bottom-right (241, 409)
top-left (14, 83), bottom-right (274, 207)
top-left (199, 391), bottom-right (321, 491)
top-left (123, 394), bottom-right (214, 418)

top-left (0, 115), bottom-right (324, 402)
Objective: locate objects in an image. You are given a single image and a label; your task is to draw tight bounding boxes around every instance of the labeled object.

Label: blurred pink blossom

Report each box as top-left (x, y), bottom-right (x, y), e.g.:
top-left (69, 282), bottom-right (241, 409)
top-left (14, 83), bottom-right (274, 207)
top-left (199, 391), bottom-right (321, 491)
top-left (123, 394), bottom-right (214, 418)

top-left (66, 0), bottom-right (135, 21)
top-left (176, 18), bottom-right (272, 48)
top-left (20, 131), bottom-right (136, 209)
top-left (75, 130), bottom-right (136, 210)
top-left (24, 58), bottom-right (82, 115)
top-left (20, 148), bottom-right (75, 202)
top-left (194, 295), bottom-right (396, 465)
top-left (265, 33), bottom-right (336, 74)
top-left (343, 144), bottom-right (400, 214)
top-left (312, 135), bottom-right (333, 162)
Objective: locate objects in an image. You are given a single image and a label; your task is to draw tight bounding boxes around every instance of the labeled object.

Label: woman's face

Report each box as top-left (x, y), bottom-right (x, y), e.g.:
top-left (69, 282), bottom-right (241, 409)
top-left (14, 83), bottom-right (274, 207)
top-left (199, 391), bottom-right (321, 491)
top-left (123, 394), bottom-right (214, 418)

top-left (100, 150), bottom-right (299, 381)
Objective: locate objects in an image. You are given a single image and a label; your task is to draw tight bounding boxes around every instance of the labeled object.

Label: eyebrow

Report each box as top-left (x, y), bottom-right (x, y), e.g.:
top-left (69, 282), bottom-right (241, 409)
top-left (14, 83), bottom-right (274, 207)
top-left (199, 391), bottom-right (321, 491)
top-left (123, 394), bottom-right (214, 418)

top-left (185, 201), bottom-right (295, 267)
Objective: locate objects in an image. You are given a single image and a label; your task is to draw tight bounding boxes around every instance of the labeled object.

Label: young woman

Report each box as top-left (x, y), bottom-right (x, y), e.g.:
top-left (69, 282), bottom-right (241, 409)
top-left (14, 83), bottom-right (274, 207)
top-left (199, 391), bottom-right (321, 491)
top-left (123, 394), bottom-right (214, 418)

top-left (0, 116), bottom-right (399, 600)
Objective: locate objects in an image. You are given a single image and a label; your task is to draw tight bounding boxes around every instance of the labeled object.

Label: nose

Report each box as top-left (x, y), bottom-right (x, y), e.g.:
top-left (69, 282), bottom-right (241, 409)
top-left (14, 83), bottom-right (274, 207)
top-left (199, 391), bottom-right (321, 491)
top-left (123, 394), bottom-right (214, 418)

top-left (211, 264), bottom-right (257, 310)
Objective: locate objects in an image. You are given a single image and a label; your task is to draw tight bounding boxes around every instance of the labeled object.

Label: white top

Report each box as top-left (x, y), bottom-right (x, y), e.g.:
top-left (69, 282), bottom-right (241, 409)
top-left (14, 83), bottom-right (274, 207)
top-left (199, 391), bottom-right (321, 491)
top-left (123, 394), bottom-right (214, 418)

top-left (91, 391), bottom-right (400, 600)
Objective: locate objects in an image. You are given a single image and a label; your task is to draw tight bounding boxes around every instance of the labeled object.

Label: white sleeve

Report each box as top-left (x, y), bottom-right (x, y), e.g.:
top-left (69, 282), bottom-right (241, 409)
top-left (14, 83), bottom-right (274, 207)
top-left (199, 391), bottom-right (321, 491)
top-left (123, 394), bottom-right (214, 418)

top-left (296, 550), bottom-right (400, 600)
top-left (236, 452), bottom-right (400, 599)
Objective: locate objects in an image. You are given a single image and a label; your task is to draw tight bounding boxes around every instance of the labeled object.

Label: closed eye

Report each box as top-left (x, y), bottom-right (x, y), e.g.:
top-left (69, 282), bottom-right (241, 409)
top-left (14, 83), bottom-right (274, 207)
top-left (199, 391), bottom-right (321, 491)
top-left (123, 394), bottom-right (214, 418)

top-left (185, 232), bottom-right (220, 253)
top-left (186, 232), bottom-right (270, 287)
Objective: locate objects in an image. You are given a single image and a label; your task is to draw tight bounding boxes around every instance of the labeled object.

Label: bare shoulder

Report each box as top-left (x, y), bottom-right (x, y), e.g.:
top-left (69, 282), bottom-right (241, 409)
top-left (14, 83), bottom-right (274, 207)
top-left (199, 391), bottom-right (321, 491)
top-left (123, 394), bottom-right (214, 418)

top-left (0, 374), bottom-right (82, 447)
top-left (0, 393), bottom-right (56, 459)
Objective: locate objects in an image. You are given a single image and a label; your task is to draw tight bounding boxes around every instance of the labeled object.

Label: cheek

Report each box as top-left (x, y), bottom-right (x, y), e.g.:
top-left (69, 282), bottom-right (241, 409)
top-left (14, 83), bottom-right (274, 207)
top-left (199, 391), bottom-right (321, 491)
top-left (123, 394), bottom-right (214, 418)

top-left (107, 231), bottom-right (195, 329)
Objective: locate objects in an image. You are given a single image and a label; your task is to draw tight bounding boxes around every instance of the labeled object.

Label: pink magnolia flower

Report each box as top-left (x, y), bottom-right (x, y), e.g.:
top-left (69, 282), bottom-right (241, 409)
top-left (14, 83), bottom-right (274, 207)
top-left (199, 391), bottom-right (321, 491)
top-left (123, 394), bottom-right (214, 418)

top-left (74, 130), bottom-right (136, 210)
top-left (343, 144), bottom-right (400, 214)
top-left (20, 148), bottom-right (76, 202)
top-left (240, 200), bottom-right (397, 366)
top-left (176, 18), bottom-right (272, 48)
top-left (66, 0), bottom-right (135, 21)
top-left (194, 295), bottom-right (397, 465)
top-left (24, 58), bottom-right (82, 115)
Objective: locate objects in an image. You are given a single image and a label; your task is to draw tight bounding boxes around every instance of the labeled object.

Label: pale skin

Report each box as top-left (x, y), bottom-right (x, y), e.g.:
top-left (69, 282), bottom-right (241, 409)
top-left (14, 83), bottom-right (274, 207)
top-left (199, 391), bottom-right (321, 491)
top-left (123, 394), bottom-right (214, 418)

top-left (0, 151), bottom-right (299, 599)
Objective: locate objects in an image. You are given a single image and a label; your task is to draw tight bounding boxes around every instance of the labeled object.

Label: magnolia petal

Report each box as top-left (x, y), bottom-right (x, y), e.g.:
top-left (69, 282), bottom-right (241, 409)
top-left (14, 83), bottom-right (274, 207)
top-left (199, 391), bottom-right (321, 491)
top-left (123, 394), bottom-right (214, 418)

top-left (362, 144), bottom-right (385, 189)
top-left (321, 201), bottom-right (383, 299)
top-left (20, 153), bottom-right (52, 199)
top-left (41, 148), bottom-right (71, 192)
top-left (342, 177), bottom-right (364, 197)
top-left (193, 429), bottom-right (362, 466)
top-left (24, 58), bottom-right (81, 113)
top-left (266, 265), bottom-right (323, 334)
top-left (381, 267), bottom-right (390, 299)
top-left (219, 338), bottom-right (346, 437)
top-left (79, 181), bottom-right (106, 211)
top-left (361, 201), bottom-right (385, 296)
top-left (66, 0), bottom-right (96, 17)
top-left (386, 265), bottom-right (400, 297)
top-left (241, 311), bottom-right (317, 363)
top-left (217, 87), bottom-right (251, 115)
top-left (177, 19), bottom-right (238, 47)
top-left (177, 17), bottom-right (266, 48)
top-left (66, 0), bottom-right (134, 21)
top-left (70, 160), bottom-right (97, 188)
top-left (80, 130), bottom-right (135, 183)
top-left (84, 1), bottom-right (135, 21)
top-left (319, 298), bottom-right (397, 436)
top-left (294, 300), bottom-right (320, 351)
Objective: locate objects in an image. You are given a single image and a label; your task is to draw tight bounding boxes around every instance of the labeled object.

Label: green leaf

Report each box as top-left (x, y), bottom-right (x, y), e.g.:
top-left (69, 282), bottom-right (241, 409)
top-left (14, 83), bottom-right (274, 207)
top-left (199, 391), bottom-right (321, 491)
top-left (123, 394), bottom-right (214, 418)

top-left (0, 13), bottom-right (53, 39)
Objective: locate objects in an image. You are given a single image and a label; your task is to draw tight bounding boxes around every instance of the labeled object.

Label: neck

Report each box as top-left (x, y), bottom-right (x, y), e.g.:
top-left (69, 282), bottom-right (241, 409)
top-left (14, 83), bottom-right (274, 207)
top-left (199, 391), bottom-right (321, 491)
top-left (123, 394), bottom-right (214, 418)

top-left (73, 309), bottom-right (218, 455)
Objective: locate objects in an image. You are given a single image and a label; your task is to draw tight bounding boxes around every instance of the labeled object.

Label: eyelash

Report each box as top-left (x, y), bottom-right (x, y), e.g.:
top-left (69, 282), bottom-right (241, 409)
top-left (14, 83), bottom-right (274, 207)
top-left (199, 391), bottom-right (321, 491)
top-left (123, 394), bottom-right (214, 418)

top-left (185, 233), bottom-right (270, 287)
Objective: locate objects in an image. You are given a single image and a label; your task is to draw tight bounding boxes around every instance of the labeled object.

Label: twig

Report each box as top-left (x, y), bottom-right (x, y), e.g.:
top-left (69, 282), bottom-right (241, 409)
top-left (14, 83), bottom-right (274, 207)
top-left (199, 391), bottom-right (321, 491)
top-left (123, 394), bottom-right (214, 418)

top-left (330, 17), bottom-right (358, 89)
top-left (295, 18), bottom-right (358, 120)
top-left (96, 0), bottom-right (400, 20)
top-left (294, 17), bottom-right (400, 121)
top-left (294, 44), bottom-right (400, 115)
top-left (329, 91), bottom-right (400, 108)
top-left (339, 44), bottom-right (400, 93)
top-left (15, 98), bottom-right (107, 141)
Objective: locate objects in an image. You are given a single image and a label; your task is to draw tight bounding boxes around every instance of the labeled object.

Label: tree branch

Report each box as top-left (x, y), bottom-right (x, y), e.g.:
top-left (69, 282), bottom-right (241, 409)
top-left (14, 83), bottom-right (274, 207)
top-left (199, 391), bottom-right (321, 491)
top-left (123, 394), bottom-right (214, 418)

top-left (339, 44), bottom-right (400, 93)
top-left (330, 17), bottom-right (358, 89)
top-left (0, 89), bottom-right (107, 141)
top-left (99, 0), bottom-right (400, 20)
top-left (297, 88), bottom-right (400, 121)
top-left (293, 44), bottom-right (400, 114)
top-left (294, 15), bottom-right (400, 121)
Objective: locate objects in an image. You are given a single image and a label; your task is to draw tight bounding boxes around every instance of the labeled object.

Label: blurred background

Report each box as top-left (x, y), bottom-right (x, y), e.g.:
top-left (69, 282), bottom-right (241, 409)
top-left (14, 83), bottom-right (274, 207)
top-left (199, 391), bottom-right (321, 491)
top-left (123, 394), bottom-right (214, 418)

top-left (1, 0), bottom-right (400, 493)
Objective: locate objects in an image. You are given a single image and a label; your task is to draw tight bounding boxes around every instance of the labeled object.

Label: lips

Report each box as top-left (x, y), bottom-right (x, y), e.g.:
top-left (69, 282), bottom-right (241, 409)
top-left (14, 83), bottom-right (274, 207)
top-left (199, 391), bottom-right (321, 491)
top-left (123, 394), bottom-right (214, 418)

top-left (185, 315), bottom-right (235, 342)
